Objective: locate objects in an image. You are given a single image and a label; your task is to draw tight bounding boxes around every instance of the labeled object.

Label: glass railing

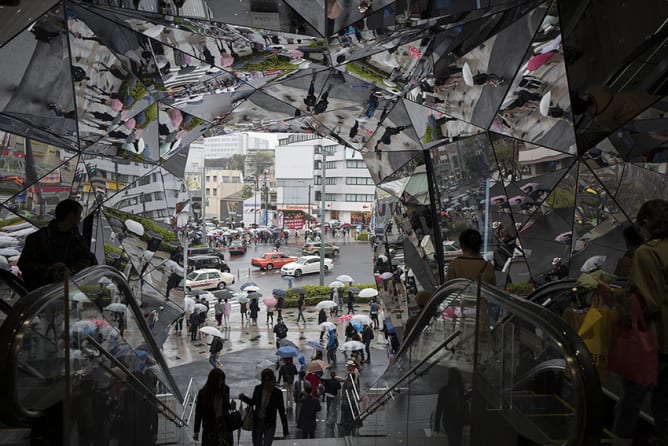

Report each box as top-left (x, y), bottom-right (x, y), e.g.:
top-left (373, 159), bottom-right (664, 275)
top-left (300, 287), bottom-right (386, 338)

top-left (0, 269), bottom-right (27, 327)
top-left (0, 265), bottom-right (186, 443)
top-left (355, 279), bottom-right (603, 445)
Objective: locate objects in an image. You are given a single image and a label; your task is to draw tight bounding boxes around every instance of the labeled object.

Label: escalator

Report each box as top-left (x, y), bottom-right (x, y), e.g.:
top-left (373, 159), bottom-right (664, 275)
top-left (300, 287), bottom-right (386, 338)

top-left (353, 279), bottom-right (604, 445)
top-left (0, 265), bottom-right (188, 445)
top-left (0, 269), bottom-right (27, 327)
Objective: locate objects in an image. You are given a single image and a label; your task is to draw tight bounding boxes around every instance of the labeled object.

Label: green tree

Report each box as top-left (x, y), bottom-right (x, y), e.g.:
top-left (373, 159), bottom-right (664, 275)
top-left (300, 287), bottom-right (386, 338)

top-left (229, 153), bottom-right (246, 171)
top-left (242, 184), bottom-right (254, 199)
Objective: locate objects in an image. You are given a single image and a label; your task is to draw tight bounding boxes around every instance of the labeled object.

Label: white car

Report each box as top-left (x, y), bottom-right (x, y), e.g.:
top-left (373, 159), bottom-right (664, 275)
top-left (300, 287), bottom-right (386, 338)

top-left (184, 268), bottom-right (235, 291)
top-left (443, 241), bottom-right (463, 261)
top-left (281, 256), bottom-right (334, 277)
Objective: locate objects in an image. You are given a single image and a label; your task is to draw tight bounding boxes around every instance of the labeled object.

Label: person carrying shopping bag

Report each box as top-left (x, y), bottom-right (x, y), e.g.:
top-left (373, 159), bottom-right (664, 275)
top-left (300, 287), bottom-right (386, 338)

top-left (239, 368), bottom-right (289, 445)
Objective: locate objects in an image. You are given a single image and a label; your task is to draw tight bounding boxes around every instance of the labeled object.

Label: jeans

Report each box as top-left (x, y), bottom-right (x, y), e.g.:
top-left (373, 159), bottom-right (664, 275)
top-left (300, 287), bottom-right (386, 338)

top-left (364, 342), bottom-right (371, 363)
top-left (252, 418), bottom-right (276, 446)
top-left (613, 355), bottom-right (668, 443)
top-left (209, 353), bottom-right (219, 368)
top-left (297, 310), bottom-right (306, 323)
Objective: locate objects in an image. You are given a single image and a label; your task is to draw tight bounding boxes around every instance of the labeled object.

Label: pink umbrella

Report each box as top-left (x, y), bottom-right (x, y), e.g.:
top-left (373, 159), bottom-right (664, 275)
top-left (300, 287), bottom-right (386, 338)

top-left (290, 49), bottom-right (304, 59)
top-left (337, 314), bottom-right (354, 323)
top-left (408, 46), bottom-right (422, 58)
top-left (110, 98), bottom-right (123, 111)
top-left (555, 231), bottom-right (572, 243)
top-left (519, 182), bottom-right (540, 194)
top-left (508, 196), bottom-right (526, 206)
top-left (221, 55), bottom-right (234, 67)
top-left (263, 296), bottom-right (277, 307)
top-left (123, 118), bottom-right (136, 129)
top-left (169, 108), bottom-right (183, 128)
top-left (93, 319), bottom-right (110, 327)
top-left (527, 50), bottom-right (556, 71)
top-left (490, 195), bottom-right (507, 204)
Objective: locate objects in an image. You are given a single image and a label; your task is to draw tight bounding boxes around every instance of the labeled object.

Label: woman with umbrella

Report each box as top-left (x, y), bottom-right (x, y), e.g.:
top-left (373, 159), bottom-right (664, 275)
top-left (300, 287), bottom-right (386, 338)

top-left (264, 295), bottom-right (277, 326)
top-left (249, 295), bottom-right (260, 327)
top-left (193, 368), bottom-right (235, 446)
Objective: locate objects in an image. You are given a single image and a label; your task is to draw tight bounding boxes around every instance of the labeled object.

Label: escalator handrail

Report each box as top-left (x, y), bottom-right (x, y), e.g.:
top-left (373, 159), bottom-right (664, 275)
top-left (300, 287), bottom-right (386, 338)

top-left (526, 279), bottom-right (580, 305)
top-left (0, 269), bottom-right (28, 314)
top-left (84, 335), bottom-right (185, 427)
top-left (0, 265), bottom-right (182, 424)
top-left (382, 279), bottom-right (604, 446)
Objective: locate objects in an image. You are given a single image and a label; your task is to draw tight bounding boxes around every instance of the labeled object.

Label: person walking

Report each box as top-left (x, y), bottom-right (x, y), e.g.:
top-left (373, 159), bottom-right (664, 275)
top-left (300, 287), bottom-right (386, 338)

top-left (277, 357), bottom-right (298, 409)
top-left (240, 300), bottom-right (248, 325)
top-left (347, 290), bottom-right (355, 314)
top-left (266, 302), bottom-right (275, 326)
top-left (434, 368), bottom-right (467, 446)
top-left (362, 323), bottom-right (374, 364)
top-left (214, 298), bottom-right (224, 327)
top-left (445, 229), bottom-right (496, 285)
top-left (369, 299), bottom-right (380, 329)
top-left (239, 368), bottom-right (289, 446)
top-left (273, 318), bottom-right (288, 340)
top-left (209, 335), bottom-right (224, 369)
top-left (318, 308), bottom-right (328, 340)
top-left (249, 298), bottom-right (260, 326)
top-left (293, 371), bottom-right (307, 423)
top-left (326, 328), bottom-right (339, 364)
top-left (296, 382), bottom-right (321, 439)
top-left (193, 368), bottom-right (234, 446)
top-left (605, 200), bottom-right (668, 446)
top-left (321, 370), bottom-right (341, 415)
top-left (189, 311), bottom-right (200, 342)
top-left (276, 292), bottom-right (285, 318)
top-left (296, 293), bottom-right (306, 324)
top-left (222, 298), bottom-right (231, 328)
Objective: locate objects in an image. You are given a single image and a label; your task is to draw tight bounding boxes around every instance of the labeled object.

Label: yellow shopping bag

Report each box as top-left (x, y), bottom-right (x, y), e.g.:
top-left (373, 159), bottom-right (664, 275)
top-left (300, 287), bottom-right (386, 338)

top-left (577, 294), bottom-right (618, 383)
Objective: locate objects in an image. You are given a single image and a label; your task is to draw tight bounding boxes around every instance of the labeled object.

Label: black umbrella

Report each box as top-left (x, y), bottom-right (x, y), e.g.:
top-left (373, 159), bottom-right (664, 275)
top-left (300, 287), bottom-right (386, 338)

top-left (291, 287), bottom-right (306, 295)
top-left (212, 289), bottom-right (234, 299)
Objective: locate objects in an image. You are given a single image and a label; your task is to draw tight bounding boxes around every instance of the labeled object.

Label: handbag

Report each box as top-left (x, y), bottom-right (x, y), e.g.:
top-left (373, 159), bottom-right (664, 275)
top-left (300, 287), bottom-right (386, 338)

top-left (608, 292), bottom-right (658, 386)
top-left (577, 293), bottom-right (618, 383)
top-left (228, 408), bottom-right (243, 431)
top-left (240, 403), bottom-right (254, 431)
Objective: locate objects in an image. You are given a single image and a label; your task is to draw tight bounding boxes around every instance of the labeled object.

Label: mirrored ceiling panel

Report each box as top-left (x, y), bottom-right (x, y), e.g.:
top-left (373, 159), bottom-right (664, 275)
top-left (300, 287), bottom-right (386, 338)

top-left (362, 99), bottom-right (421, 152)
top-left (403, 98), bottom-right (484, 146)
top-left (0, 0), bottom-right (61, 48)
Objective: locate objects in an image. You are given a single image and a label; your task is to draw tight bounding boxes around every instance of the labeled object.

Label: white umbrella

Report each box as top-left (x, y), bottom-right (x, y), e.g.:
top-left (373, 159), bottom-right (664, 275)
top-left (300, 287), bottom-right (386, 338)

top-left (70, 292), bottom-right (90, 303)
top-left (581, 255), bottom-right (607, 273)
top-left (71, 320), bottom-right (95, 332)
top-left (351, 314), bottom-right (373, 325)
top-left (328, 281), bottom-right (344, 288)
top-left (380, 271), bottom-right (394, 280)
top-left (125, 219), bottom-right (145, 236)
top-left (194, 303), bottom-right (208, 313)
top-left (358, 288), bottom-right (379, 298)
top-left (539, 90), bottom-right (551, 117)
top-left (338, 340), bottom-right (365, 352)
top-left (462, 62), bottom-right (474, 87)
top-left (316, 301), bottom-right (338, 310)
top-left (199, 326), bottom-right (224, 338)
top-left (244, 285), bottom-right (260, 292)
top-left (0, 247), bottom-right (20, 256)
top-left (336, 274), bottom-right (353, 283)
top-left (184, 297), bottom-right (196, 311)
top-left (105, 303), bottom-right (127, 313)
top-left (319, 321), bottom-right (336, 331)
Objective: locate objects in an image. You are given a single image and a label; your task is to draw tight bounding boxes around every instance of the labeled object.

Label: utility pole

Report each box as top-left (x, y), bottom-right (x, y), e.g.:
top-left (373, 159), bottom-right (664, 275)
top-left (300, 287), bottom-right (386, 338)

top-left (318, 144), bottom-right (336, 286)
top-left (201, 166), bottom-right (206, 225)
top-left (263, 171), bottom-right (268, 226)
top-left (307, 184), bottom-right (311, 230)
top-left (253, 176), bottom-right (258, 226)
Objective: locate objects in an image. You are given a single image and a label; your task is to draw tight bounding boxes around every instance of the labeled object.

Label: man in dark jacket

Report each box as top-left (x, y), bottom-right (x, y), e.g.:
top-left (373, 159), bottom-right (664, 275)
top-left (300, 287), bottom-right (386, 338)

top-left (273, 318), bottom-right (288, 339)
top-left (362, 324), bottom-right (374, 364)
top-left (18, 199), bottom-right (96, 291)
top-left (240, 369), bottom-right (289, 444)
top-left (189, 311), bottom-right (200, 341)
top-left (297, 382), bottom-right (321, 439)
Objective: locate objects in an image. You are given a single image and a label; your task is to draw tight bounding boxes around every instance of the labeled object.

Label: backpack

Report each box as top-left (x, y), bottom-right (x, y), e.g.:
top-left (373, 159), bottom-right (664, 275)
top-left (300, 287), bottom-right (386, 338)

top-left (210, 338), bottom-right (223, 354)
top-left (275, 324), bottom-right (287, 339)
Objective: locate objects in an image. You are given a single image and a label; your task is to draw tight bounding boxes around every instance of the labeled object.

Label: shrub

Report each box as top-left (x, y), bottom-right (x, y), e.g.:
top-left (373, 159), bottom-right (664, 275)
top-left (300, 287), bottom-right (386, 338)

top-left (356, 232), bottom-right (370, 241)
top-left (506, 281), bottom-right (533, 297)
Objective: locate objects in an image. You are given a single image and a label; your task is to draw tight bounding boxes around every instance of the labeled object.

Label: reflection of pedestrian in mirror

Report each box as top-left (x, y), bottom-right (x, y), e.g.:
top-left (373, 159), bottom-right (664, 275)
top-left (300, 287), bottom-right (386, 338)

top-left (304, 78), bottom-right (317, 111)
top-left (433, 368), bottom-right (467, 445)
top-left (18, 199), bottom-right (96, 291)
top-left (313, 87), bottom-right (330, 114)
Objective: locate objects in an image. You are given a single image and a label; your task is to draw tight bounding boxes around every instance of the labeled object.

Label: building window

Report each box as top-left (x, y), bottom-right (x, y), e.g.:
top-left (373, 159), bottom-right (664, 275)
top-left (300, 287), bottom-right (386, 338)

top-left (345, 194), bottom-right (375, 202)
top-left (314, 191), bottom-right (337, 201)
top-left (206, 176), bottom-right (210, 182)
top-left (212, 175), bottom-right (217, 182)
top-left (213, 188), bottom-right (217, 196)
top-left (346, 177), bottom-right (374, 185)
top-left (346, 160), bottom-right (366, 168)
top-left (325, 160), bottom-right (337, 169)
top-left (206, 188), bottom-right (210, 195)
top-left (232, 177), bottom-right (240, 183)
top-left (138, 176), bottom-right (151, 186)
top-left (326, 177), bottom-right (337, 185)
top-left (154, 191), bottom-right (164, 200)
top-left (142, 194), bottom-right (153, 203)
top-left (314, 160), bottom-right (322, 170)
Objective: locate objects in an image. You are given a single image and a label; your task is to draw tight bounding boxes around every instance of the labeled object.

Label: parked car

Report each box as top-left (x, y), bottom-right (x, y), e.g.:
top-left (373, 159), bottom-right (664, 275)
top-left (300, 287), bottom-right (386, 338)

top-left (302, 241), bottom-right (340, 257)
top-left (228, 240), bottom-right (247, 255)
top-left (281, 256), bottom-right (334, 277)
top-left (443, 241), bottom-right (463, 261)
top-left (184, 268), bottom-right (235, 291)
top-left (250, 252), bottom-right (297, 271)
top-left (187, 255), bottom-right (231, 273)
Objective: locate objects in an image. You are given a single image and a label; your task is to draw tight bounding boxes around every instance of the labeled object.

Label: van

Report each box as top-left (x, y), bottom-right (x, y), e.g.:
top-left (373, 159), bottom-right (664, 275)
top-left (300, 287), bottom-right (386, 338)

top-left (188, 255), bottom-right (231, 273)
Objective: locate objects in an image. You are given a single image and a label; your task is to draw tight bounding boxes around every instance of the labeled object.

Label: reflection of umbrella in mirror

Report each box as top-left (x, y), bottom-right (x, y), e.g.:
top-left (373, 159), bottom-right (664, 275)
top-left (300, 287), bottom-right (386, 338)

top-left (109, 218), bottom-right (123, 229)
top-left (316, 301), bottom-right (337, 310)
top-left (351, 320), bottom-right (363, 331)
top-left (244, 285), bottom-right (260, 292)
top-left (539, 91), bottom-right (551, 117)
top-left (462, 62), bottom-right (474, 87)
top-left (328, 281), bottom-right (344, 288)
top-left (336, 275), bottom-right (353, 283)
top-left (71, 292), bottom-right (90, 303)
top-left (351, 314), bottom-right (373, 325)
top-left (194, 303), bottom-right (208, 313)
top-left (71, 320), bottom-right (96, 332)
top-left (240, 282), bottom-right (258, 291)
top-left (508, 196), bottom-right (527, 206)
top-left (555, 232), bottom-right (573, 244)
top-left (277, 338), bottom-right (298, 349)
top-left (380, 272), bottom-right (394, 280)
top-left (125, 219), bottom-right (144, 236)
top-left (199, 326), bottom-right (224, 338)
top-left (105, 303), bottom-right (127, 313)
top-left (519, 183), bottom-right (540, 194)
top-left (212, 289), bottom-right (234, 300)
top-left (490, 195), bottom-right (508, 205)
top-left (581, 255), bottom-right (607, 273)
top-left (358, 288), bottom-right (379, 298)
top-left (337, 314), bottom-right (353, 323)
top-left (93, 319), bottom-right (110, 327)
top-left (0, 247), bottom-right (20, 256)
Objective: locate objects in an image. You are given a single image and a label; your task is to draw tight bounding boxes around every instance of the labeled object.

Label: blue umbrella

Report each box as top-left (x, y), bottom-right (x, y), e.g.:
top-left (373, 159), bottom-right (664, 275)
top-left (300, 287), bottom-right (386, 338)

top-left (351, 320), bottom-right (363, 332)
top-left (276, 346), bottom-right (300, 358)
top-left (306, 340), bottom-right (325, 351)
top-left (273, 288), bottom-right (286, 297)
top-left (240, 281), bottom-right (258, 291)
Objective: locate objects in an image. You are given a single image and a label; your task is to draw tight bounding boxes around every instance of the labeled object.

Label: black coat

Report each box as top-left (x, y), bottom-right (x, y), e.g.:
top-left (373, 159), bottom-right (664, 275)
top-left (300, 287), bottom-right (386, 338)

top-left (194, 384), bottom-right (232, 445)
top-left (297, 395), bottom-right (321, 432)
top-left (241, 385), bottom-right (289, 432)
